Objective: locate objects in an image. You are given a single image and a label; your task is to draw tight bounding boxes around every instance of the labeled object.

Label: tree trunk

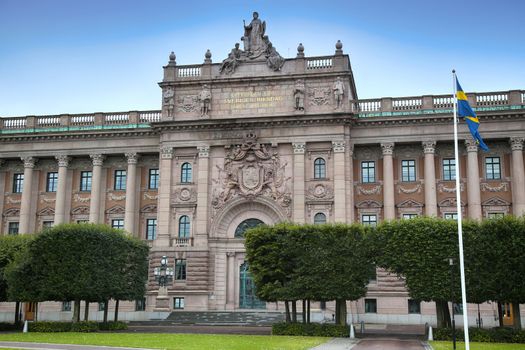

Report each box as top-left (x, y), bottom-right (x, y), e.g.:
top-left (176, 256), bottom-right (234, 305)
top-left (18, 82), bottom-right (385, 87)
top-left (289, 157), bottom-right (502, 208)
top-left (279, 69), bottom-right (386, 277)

top-left (114, 300), bottom-right (120, 322)
top-left (103, 300), bottom-right (109, 323)
top-left (307, 300), bottom-right (311, 324)
top-left (73, 300), bottom-right (81, 322)
top-left (436, 300), bottom-right (451, 328)
top-left (292, 300), bottom-right (297, 323)
top-left (84, 301), bottom-right (89, 321)
top-left (512, 302), bottom-right (522, 329)
top-left (285, 301), bottom-right (291, 323)
top-left (14, 301), bottom-right (20, 324)
top-left (335, 299), bottom-right (347, 326)
top-left (34, 302), bottom-right (38, 321)
top-left (497, 302), bottom-right (504, 327)
top-left (302, 299), bottom-right (306, 324)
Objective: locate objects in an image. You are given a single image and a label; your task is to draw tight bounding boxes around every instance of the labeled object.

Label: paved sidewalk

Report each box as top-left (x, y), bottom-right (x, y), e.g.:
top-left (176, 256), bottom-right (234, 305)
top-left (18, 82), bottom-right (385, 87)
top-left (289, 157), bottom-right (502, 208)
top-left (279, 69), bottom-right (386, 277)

top-left (0, 342), bottom-right (156, 350)
top-left (309, 338), bottom-right (358, 350)
top-left (309, 338), bottom-right (430, 350)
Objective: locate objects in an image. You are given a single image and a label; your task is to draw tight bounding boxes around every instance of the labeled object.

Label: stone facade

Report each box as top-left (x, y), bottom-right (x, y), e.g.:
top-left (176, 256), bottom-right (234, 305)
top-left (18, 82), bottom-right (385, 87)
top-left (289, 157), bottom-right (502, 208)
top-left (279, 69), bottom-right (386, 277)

top-left (1, 14), bottom-right (525, 326)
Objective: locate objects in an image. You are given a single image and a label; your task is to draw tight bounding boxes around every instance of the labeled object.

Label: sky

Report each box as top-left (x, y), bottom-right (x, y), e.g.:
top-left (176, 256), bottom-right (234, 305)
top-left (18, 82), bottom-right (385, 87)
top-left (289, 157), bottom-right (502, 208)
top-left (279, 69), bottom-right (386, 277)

top-left (1, 0), bottom-right (524, 117)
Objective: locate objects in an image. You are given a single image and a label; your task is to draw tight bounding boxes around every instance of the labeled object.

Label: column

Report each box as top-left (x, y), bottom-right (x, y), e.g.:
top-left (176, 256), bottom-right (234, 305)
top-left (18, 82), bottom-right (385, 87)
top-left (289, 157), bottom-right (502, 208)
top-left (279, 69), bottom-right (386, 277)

top-left (465, 140), bottom-right (482, 220)
top-left (292, 142), bottom-right (306, 223)
top-left (89, 154), bottom-right (105, 223)
top-left (195, 146), bottom-right (210, 247)
top-left (510, 137), bottom-right (525, 216)
top-left (332, 141), bottom-right (346, 222)
top-left (346, 143), bottom-right (355, 222)
top-left (0, 160), bottom-right (5, 232)
top-left (54, 155), bottom-right (71, 225)
top-left (155, 147), bottom-right (173, 247)
top-left (381, 143), bottom-right (395, 220)
top-left (19, 156), bottom-right (36, 234)
top-left (226, 251), bottom-right (236, 310)
top-left (124, 152), bottom-right (139, 235)
top-left (422, 141), bottom-right (438, 216)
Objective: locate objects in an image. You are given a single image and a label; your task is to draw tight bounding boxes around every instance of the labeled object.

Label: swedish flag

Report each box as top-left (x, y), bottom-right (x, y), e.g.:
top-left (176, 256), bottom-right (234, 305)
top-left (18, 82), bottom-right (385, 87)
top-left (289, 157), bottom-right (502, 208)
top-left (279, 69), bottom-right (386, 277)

top-left (456, 79), bottom-right (489, 151)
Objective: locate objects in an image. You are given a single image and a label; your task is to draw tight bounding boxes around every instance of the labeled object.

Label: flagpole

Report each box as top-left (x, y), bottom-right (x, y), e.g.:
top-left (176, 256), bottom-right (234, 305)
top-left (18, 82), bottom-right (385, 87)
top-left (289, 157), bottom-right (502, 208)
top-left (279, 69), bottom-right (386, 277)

top-left (452, 69), bottom-right (470, 350)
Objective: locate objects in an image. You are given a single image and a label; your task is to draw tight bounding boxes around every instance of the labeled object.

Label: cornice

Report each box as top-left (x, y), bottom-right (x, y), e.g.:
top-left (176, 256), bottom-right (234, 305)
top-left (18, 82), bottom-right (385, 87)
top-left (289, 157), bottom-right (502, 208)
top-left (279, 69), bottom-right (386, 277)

top-left (0, 128), bottom-right (159, 143)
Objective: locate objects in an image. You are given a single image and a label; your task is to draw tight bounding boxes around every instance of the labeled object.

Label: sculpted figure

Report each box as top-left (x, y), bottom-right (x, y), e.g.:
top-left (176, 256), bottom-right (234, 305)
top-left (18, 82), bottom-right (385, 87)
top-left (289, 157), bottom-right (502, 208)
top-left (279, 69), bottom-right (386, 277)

top-left (163, 86), bottom-right (175, 117)
top-left (265, 41), bottom-right (285, 71)
top-left (243, 11), bottom-right (266, 57)
top-left (198, 84), bottom-right (212, 117)
top-left (293, 80), bottom-right (305, 110)
top-left (220, 43), bottom-right (243, 75)
top-left (333, 77), bottom-right (345, 109)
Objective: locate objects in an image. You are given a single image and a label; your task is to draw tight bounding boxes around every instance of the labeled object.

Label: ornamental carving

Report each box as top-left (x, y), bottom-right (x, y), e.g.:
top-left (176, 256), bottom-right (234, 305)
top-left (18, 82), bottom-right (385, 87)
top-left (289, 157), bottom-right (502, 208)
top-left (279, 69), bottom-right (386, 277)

top-left (356, 185), bottom-right (382, 195)
top-left (173, 187), bottom-right (197, 203)
top-left (21, 156), bottom-right (36, 168)
top-left (422, 141), bottom-right (436, 154)
top-left (56, 155), bottom-right (71, 167)
top-left (480, 182), bottom-right (509, 192)
top-left (510, 137), bottom-right (524, 151)
top-left (438, 183), bottom-right (464, 193)
top-left (37, 207), bottom-right (55, 216)
top-left (40, 195), bottom-right (56, 204)
top-left (306, 183), bottom-right (334, 200)
top-left (381, 142), bottom-right (394, 156)
top-left (106, 205), bottom-right (125, 215)
top-left (108, 193), bottom-right (126, 201)
top-left (332, 141), bottom-right (345, 153)
top-left (71, 206), bottom-right (90, 215)
top-left (211, 133), bottom-right (291, 217)
top-left (3, 208), bottom-right (20, 217)
top-left (177, 95), bottom-right (198, 113)
top-left (308, 88), bottom-right (331, 106)
top-left (161, 146), bottom-right (174, 159)
top-left (74, 194), bottom-right (91, 203)
top-left (6, 196), bottom-right (22, 204)
top-left (143, 192), bottom-right (159, 200)
top-left (398, 183), bottom-right (421, 194)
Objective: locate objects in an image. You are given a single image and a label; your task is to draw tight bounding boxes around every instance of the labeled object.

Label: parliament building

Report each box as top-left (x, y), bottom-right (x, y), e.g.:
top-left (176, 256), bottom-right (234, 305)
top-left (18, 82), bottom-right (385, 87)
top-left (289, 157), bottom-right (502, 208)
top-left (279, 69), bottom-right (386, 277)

top-left (1, 13), bottom-right (524, 326)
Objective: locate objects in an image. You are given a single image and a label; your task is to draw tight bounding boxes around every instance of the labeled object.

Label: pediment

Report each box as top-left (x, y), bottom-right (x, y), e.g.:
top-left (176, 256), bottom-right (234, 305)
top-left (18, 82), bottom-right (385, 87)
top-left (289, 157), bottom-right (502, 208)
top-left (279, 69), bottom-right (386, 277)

top-left (71, 206), bottom-right (90, 215)
top-left (438, 198), bottom-right (465, 207)
top-left (37, 207), bottom-right (55, 216)
top-left (482, 197), bottom-right (510, 207)
top-left (396, 199), bottom-right (423, 208)
top-left (3, 208), bottom-right (20, 217)
top-left (355, 200), bottom-right (382, 209)
top-left (106, 205), bottom-right (125, 215)
top-left (140, 204), bottom-right (157, 213)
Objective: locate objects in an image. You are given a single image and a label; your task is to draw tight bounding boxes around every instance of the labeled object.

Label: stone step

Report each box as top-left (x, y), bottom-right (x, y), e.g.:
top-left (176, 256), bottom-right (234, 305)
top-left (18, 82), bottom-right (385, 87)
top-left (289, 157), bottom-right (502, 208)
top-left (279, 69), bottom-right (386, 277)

top-left (158, 311), bottom-right (286, 326)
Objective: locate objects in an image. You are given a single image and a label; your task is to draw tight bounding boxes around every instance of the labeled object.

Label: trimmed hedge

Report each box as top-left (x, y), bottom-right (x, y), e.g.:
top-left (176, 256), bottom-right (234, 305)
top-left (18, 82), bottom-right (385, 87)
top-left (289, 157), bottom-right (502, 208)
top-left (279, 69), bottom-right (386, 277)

top-left (435, 327), bottom-right (525, 343)
top-left (272, 322), bottom-right (349, 337)
top-left (28, 321), bottom-right (127, 332)
top-left (0, 322), bottom-right (22, 331)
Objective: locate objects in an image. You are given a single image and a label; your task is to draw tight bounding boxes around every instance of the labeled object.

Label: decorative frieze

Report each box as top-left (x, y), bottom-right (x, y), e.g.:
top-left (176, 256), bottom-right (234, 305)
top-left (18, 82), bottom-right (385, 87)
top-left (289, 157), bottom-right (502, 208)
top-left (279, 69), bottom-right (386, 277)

top-left (143, 192), bottom-right (159, 200)
top-left (6, 196), bottom-right (21, 205)
top-left (173, 187), bottom-right (197, 203)
top-left (108, 193), bottom-right (126, 201)
top-left (306, 183), bottom-right (334, 200)
top-left (356, 185), bottom-right (382, 195)
top-left (398, 183), bottom-right (421, 194)
top-left (308, 88), bottom-right (331, 106)
top-left (39, 195), bottom-right (56, 204)
top-left (292, 142), bottom-right (306, 154)
top-left (74, 194), bottom-right (91, 203)
top-left (438, 182), bottom-right (465, 193)
top-left (480, 182), bottom-right (509, 192)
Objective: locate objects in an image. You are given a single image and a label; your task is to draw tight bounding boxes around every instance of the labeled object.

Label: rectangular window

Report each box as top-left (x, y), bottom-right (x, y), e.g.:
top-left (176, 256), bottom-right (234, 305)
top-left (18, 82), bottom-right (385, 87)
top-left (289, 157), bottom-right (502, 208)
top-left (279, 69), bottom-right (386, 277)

top-left (46, 172), bottom-right (58, 192)
top-left (8, 222), bottom-right (19, 235)
top-left (173, 297), bottom-right (185, 309)
top-left (12, 173), bottom-right (24, 193)
top-left (442, 158), bottom-right (456, 181)
top-left (98, 302), bottom-right (105, 311)
top-left (485, 157), bottom-right (501, 180)
top-left (365, 299), bottom-right (377, 313)
top-left (402, 214), bottom-right (418, 220)
top-left (62, 301), bottom-right (72, 312)
top-left (369, 266), bottom-right (377, 284)
top-left (361, 214), bottom-right (377, 227)
top-left (111, 219), bottom-right (124, 229)
top-left (175, 259), bottom-right (187, 280)
top-left (488, 212), bottom-right (504, 219)
top-left (453, 302), bottom-right (463, 315)
top-left (148, 169), bottom-right (159, 189)
top-left (401, 160), bottom-right (416, 182)
top-left (80, 171), bottom-right (92, 192)
top-left (43, 221), bottom-right (54, 230)
top-left (135, 298), bottom-right (146, 311)
top-left (444, 213), bottom-right (458, 221)
top-left (114, 170), bottom-right (127, 190)
top-left (408, 299), bottom-right (421, 314)
top-left (146, 219), bottom-right (157, 240)
top-left (361, 161), bottom-right (376, 183)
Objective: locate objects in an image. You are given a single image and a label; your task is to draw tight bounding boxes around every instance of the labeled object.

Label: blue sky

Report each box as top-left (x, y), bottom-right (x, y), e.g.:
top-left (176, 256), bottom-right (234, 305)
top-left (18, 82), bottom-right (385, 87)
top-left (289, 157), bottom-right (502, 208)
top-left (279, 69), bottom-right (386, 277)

top-left (1, 0), bottom-right (524, 116)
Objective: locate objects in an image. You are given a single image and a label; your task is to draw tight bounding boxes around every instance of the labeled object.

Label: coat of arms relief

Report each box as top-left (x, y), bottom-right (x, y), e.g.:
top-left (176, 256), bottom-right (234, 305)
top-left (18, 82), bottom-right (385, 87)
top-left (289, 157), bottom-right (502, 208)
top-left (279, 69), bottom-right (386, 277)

top-left (211, 133), bottom-right (292, 218)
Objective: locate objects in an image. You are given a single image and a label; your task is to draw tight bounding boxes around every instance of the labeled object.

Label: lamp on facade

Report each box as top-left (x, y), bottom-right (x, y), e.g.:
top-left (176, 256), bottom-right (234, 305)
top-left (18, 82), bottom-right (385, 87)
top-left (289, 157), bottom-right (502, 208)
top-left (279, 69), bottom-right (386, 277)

top-left (154, 255), bottom-right (174, 287)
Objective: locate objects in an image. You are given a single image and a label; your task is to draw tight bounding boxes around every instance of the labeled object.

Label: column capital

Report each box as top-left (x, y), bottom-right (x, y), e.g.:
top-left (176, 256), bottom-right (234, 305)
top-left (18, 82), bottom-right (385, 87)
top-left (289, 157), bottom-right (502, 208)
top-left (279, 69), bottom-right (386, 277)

top-left (465, 139), bottom-right (479, 153)
top-left (125, 152), bottom-right (139, 164)
top-left (197, 145), bottom-right (210, 158)
top-left (510, 137), bottom-right (525, 151)
top-left (348, 143), bottom-right (354, 157)
top-left (292, 142), bottom-right (306, 154)
top-left (160, 146), bottom-right (174, 159)
top-left (332, 140), bottom-right (345, 153)
top-left (90, 154), bottom-right (105, 166)
top-left (21, 156), bottom-right (36, 169)
top-left (55, 155), bottom-right (71, 167)
top-left (422, 141), bottom-right (436, 154)
top-left (380, 142), bottom-right (394, 156)
top-left (226, 251), bottom-right (236, 257)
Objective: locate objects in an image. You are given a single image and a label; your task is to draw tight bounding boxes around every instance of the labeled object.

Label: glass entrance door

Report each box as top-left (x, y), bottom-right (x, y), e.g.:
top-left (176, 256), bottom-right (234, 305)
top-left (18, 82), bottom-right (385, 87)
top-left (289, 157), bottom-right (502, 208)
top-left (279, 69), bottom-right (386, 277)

top-left (239, 262), bottom-right (266, 309)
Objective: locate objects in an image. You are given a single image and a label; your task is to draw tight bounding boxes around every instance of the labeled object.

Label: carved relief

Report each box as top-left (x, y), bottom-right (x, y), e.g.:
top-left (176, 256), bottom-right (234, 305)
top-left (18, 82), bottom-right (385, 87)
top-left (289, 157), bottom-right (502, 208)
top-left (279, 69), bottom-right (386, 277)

top-left (173, 187), bottom-right (197, 203)
top-left (510, 137), bottom-right (524, 151)
top-left (398, 183), bottom-right (421, 194)
top-left (143, 192), bottom-right (159, 200)
top-left (6, 196), bottom-right (21, 205)
top-left (108, 193), bottom-right (126, 201)
top-left (480, 182), bottom-right (509, 192)
top-left (3, 208), bottom-right (20, 217)
top-left (422, 141), bottom-right (436, 154)
top-left (140, 204), bottom-right (157, 213)
top-left (161, 146), bottom-right (174, 159)
top-left (356, 185), bottom-right (382, 195)
top-left (211, 133), bottom-right (292, 217)
top-left (40, 195), bottom-right (56, 204)
top-left (37, 207), bottom-right (55, 216)
top-left (381, 142), bottom-right (394, 156)
top-left (71, 206), bottom-right (90, 215)
top-left (438, 182), bottom-right (465, 193)
top-left (306, 183), bottom-right (334, 200)
top-left (74, 194), bottom-right (91, 203)
top-left (106, 205), bottom-right (125, 215)
top-left (177, 95), bottom-right (198, 113)
top-left (308, 88), bottom-right (331, 106)
top-left (163, 86), bottom-right (175, 118)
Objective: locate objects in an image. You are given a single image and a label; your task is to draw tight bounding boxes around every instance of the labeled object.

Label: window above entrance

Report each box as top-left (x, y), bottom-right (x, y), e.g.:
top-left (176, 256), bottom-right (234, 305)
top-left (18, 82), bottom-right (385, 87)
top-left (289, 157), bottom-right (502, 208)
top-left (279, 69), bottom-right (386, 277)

top-left (234, 218), bottom-right (264, 238)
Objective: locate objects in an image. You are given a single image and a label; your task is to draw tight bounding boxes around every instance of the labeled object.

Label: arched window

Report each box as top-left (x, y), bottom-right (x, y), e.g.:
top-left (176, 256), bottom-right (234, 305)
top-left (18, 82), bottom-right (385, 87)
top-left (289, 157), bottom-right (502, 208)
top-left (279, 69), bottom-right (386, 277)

top-left (181, 163), bottom-right (192, 183)
top-left (314, 158), bottom-right (326, 179)
top-left (314, 212), bottom-right (327, 224)
top-left (234, 218), bottom-right (264, 238)
top-left (178, 215), bottom-right (190, 238)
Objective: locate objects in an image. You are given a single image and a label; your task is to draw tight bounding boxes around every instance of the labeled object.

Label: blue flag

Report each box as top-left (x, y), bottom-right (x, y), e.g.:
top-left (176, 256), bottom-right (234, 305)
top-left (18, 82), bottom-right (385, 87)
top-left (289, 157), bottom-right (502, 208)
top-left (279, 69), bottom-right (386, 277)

top-left (456, 78), bottom-right (489, 151)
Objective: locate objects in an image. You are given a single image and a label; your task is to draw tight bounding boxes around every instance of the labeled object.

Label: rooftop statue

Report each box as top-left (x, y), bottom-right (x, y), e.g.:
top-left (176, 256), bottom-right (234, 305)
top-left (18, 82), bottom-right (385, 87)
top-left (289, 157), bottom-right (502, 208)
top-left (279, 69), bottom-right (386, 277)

top-left (243, 11), bottom-right (267, 58)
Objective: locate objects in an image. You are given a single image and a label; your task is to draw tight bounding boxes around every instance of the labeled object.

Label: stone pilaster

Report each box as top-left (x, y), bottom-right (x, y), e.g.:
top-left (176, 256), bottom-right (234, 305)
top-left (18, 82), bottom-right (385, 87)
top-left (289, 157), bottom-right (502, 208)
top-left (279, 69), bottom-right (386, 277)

top-left (381, 143), bottom-right (395, 220)
top-left (19, 156), bottom-right (36, 234)
top-left (155, 147), bottom-right (173, 247)
top-left (226, 251), bottom-right (236, 310)
top-left (510, 137), bottom-right (525, 216)
top-left (0, 160), bottom-right (5, 233)
top-left (54, 155), bottom-right (71, 225)
top-left (124, 152), bottom-right (139, 235)
top-left (422, 141), bottom-right (438, 216)
top-left (465, 139), bottom-right (482, 220)
top-left (332, 141), bottom-right (346, 222)
top-left (89, 154), bottom-right (105, 223)
top-left (195, 146), bottom-right (210, 247)
top-left (346, 143), bottom-right (354, 223)
top-left (292, 142), bottom-right (306, 223)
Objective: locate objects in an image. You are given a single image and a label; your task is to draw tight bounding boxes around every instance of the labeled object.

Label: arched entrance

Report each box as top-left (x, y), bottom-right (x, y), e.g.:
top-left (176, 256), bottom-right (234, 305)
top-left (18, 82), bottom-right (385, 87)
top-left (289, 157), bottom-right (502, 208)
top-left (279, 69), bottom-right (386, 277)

top-left (234, 218), bottom-right (264, 238)
top-left (239, 262), bottom-right (266, 309)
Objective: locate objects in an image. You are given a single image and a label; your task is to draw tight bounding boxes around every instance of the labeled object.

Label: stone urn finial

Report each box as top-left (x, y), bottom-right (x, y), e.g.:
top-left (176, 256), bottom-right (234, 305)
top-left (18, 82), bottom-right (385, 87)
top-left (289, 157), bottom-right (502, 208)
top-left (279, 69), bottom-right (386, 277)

top-left (204, 49), bottom-right (212, 64)
top-left (335, 40), bottom-right (343, 55)
top-left (168, 51), bottom-right (176, 66)
top-left (296, 43), bottom-right (305, 58)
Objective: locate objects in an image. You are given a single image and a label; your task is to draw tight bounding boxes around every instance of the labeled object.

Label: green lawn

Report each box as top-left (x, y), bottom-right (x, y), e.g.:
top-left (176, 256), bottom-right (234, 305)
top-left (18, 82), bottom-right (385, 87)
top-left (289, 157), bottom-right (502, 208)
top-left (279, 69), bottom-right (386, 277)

top-left (430, 341), bottom-right (525, 349)
top-left (0, 332), bottom-right (326, 350)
